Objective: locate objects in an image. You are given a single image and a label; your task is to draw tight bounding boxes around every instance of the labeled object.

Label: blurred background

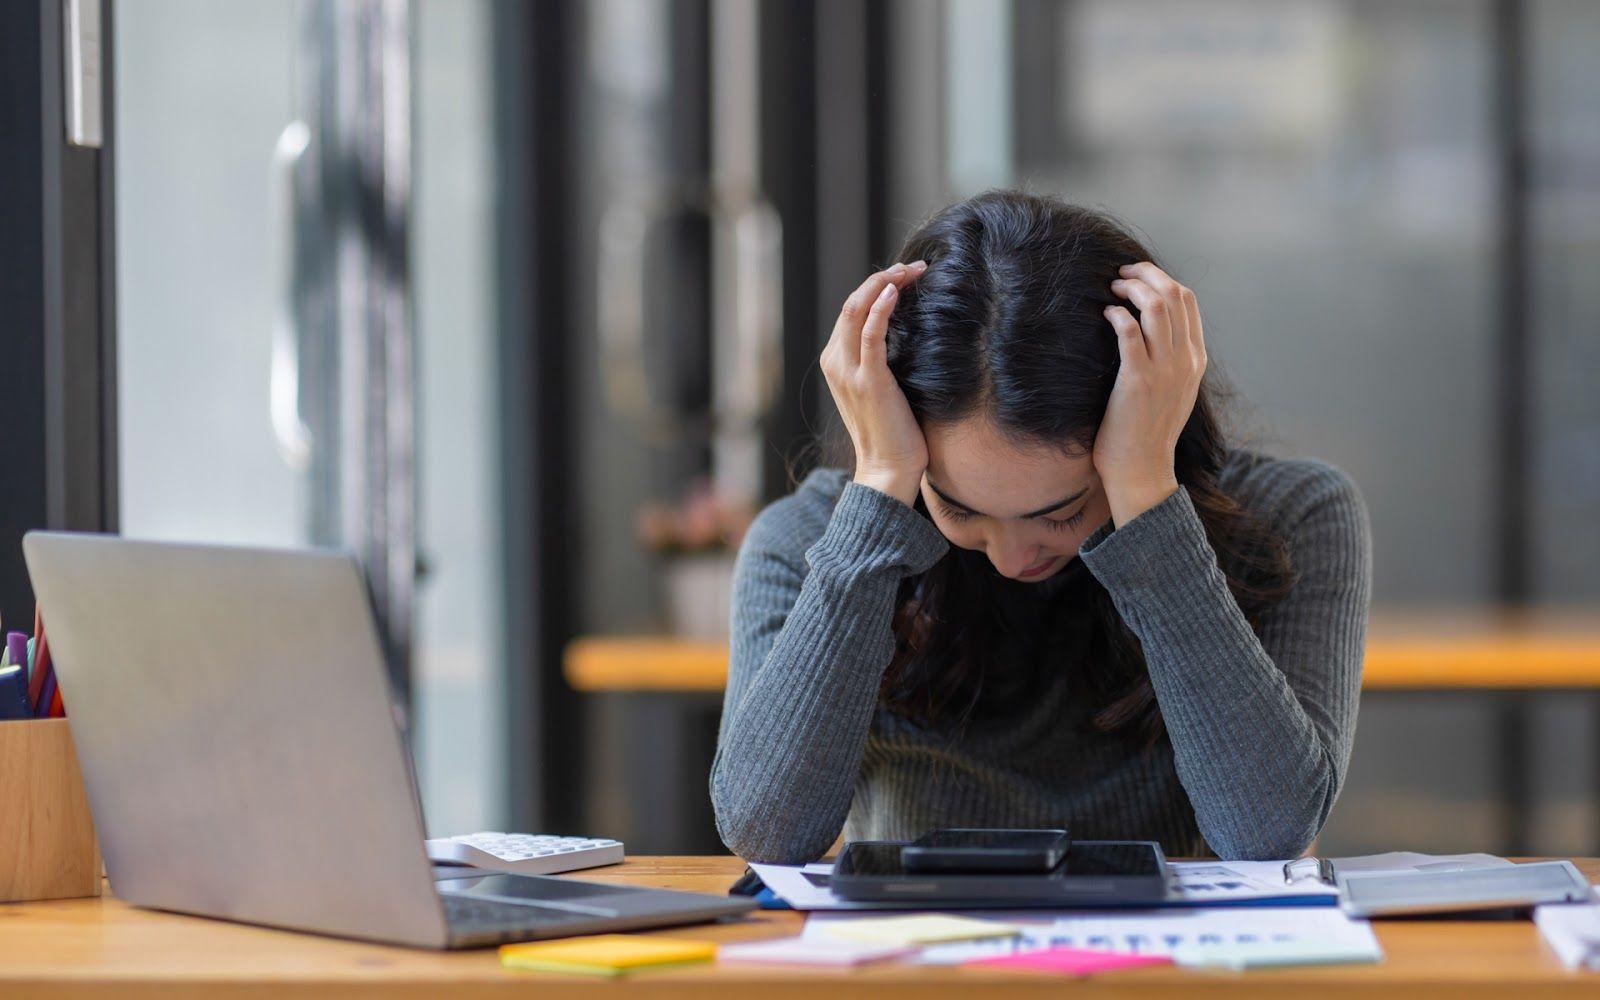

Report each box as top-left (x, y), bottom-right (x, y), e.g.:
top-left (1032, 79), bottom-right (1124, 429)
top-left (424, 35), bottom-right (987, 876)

top-left (4, 0), bottom-right (1597, 859)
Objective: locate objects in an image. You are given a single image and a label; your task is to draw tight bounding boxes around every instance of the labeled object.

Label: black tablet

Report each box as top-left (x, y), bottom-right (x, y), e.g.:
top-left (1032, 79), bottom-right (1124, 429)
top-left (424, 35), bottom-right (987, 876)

top-left (902, 828), bottom-right (1071, 873)
top-left (832, 839), bottom-right (1170, 906)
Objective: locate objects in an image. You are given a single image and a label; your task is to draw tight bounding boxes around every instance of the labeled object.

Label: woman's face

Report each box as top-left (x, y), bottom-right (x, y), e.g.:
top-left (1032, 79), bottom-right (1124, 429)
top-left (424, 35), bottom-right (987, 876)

top-left (920, 417), bottom-right (1110, 583)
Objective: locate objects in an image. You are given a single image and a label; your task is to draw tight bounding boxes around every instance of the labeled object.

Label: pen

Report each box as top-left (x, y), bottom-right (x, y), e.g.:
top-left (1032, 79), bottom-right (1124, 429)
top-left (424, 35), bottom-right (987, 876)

top-left (729, 867), bottom-right (763, 897)
top-left (5, 633), bottom-right (27, 677)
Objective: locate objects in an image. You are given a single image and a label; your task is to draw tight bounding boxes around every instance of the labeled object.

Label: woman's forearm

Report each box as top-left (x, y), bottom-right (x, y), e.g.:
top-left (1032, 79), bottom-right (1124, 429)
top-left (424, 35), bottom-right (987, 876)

top-left (1079, 471), bottom-right (1371, 860)
top-left (712, 481), bottom-right (948, 863)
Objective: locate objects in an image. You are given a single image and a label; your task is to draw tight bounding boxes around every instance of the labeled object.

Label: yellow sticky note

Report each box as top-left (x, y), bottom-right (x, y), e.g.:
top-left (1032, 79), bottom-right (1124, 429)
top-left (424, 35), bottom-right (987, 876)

top-left (816, 914), bottom-right (1022, 946)
top-left (499, 934), bottom-right (716, 977)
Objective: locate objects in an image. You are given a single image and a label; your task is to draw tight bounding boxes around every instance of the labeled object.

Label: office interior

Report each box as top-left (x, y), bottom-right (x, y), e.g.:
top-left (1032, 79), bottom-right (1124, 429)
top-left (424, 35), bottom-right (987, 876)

top-left (2, 0), bottom-right (1597, 864)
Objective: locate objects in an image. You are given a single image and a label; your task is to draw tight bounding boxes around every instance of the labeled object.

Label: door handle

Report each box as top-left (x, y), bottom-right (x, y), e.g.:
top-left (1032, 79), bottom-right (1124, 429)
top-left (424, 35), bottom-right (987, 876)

top-left (269, 120), bottom-right (313, 472)
top-left (724, 196), bottom-right (783, 431)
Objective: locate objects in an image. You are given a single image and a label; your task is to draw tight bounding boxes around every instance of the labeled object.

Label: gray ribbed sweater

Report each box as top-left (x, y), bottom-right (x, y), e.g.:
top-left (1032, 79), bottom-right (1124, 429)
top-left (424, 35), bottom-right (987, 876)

top-left (710, 452), bottom-right (1372, 863)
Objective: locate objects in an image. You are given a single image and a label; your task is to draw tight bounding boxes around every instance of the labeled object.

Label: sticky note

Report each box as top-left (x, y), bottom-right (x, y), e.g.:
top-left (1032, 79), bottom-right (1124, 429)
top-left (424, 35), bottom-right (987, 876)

top-left (816, 914), bottom-right (1021, 946)
top-left (499, 934), bottom-right (716, 976)
top-left (967, 947), bottom-right (1172, 976)
top-left (718, 936), bottom-right (916, 967)
top-left (1172, 938), bottom-right (1382, 970)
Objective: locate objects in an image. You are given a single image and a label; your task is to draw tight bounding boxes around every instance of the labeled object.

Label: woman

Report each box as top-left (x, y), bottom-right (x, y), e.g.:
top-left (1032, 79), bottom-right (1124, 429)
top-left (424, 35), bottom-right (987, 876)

top-left (711, 190), bottom-right (1371, 863)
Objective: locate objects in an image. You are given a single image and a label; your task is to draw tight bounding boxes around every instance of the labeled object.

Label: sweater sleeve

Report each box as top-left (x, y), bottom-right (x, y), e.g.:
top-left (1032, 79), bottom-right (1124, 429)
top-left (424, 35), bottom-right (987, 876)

top-left (711, 480), bottom-right (949, 863)
top-left (1077, 465), bottom-right (1372, 860)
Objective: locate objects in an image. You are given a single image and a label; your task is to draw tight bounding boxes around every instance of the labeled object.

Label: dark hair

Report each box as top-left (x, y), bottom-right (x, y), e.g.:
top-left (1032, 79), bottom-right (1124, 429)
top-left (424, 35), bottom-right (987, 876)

top-left (821, 190), bottom-right (1296, 744)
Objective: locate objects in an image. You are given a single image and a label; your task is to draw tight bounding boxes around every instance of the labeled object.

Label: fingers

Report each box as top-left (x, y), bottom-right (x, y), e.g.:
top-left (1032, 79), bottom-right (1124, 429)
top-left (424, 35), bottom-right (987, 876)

top-left (1113, 262), bottom-right (1195, 356)
top-left (840, 262), bottom-right (925, 328)
top-left (829, 261), bottom-right (927, 366)
top-left (1184, 287), bottom-right (1206, 365)
top-left (1110, 278), bottom-right (1184, 357)
top-left (1103, 305), bottom-right (1147, 369)
top-left (861, 280), bottom-right (900, 368)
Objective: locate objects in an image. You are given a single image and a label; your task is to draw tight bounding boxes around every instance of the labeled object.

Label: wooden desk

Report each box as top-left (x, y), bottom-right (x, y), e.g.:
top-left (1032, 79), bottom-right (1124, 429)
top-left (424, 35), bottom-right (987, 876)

top-left (0, 856), bottom-right (1594, 997)
top-left (564, 609), bottom-right (1600, 693)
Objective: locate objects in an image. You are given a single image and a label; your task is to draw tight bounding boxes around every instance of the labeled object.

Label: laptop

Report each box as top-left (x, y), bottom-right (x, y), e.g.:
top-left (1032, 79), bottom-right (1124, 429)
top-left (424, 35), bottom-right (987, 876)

top-left (22, 531), bottom-right (753, 949)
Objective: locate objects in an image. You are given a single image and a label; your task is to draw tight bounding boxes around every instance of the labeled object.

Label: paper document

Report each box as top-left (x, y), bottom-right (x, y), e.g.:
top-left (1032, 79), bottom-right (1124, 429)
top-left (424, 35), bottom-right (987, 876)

top-left (815, 913), bottom-right (1022, 946)
top-left (748, 858), bottom-right (1336, 911)
top-left (1535, 903), bottom-right (1600, 970)
top-left (1307, 851), bottom-right (1512, 881)
top-left (803, 906), bottom-right (1382, 966)
top-left (717, 936), bottom-right (916, 967)
top-left (1172, 938), bottom-right (1381, 969)
top-left (1168, 860), bottom-right (1336, 904)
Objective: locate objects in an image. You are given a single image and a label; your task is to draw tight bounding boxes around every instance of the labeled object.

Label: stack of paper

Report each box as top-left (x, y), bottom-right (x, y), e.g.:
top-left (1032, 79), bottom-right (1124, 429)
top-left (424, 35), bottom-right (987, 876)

top-left (1534, 904), bottom-right (1600, 970)
top-left (499, 935), bottom-right (715, 977)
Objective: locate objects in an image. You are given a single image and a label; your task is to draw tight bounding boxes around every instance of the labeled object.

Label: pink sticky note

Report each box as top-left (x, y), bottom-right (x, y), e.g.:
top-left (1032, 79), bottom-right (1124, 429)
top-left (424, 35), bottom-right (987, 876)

top-left (967, 947), bottom-right (1172, 976)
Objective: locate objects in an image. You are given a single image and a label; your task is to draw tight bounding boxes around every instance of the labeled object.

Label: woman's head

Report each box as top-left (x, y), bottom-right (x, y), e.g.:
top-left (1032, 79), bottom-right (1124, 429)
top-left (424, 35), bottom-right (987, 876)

top-left (885, 191), bottom-right (1215, 582)
top-left (832, 189), bottom-right (1292, 739)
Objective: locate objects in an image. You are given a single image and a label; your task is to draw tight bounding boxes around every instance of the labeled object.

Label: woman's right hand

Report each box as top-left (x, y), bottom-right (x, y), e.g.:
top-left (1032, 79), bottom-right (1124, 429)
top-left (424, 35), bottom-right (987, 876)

top-left (820, 261), bottom-right (929, 507)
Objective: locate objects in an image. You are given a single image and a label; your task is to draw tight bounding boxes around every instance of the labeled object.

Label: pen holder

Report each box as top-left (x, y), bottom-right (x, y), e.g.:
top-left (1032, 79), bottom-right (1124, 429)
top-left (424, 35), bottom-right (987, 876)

top-left (0, 718), bottom-right (101, 901)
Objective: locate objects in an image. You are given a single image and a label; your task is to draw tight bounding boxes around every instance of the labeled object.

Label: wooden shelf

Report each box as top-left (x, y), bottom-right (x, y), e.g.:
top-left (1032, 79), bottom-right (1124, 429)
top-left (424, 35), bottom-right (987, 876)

top-left (566, 635), bottom-right (731, 692)
top-left (565, 608), bottom-right (1600, 693)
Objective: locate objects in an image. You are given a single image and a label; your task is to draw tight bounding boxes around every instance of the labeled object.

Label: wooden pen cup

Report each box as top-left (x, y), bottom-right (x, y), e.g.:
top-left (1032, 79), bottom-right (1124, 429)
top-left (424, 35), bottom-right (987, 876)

top-left (0, 718), bottom-right (101, 901)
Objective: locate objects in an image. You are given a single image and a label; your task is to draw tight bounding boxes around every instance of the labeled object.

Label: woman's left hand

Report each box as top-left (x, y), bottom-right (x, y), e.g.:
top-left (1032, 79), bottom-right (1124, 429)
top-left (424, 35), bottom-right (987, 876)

top-left (1095, 261), bottom-right (1207, 528)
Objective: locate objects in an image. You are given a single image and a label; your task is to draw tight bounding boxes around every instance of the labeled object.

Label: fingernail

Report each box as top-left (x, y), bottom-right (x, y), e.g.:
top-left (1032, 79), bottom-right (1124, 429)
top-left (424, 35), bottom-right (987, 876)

top-left (889, 263), bottom-right (906, 275)
top-left (1118, 264), bottom-right (1134, 274)
top-left (911, 260), bottom-right (928, 270)
top-left (880, 284), bottom-right (897, 300)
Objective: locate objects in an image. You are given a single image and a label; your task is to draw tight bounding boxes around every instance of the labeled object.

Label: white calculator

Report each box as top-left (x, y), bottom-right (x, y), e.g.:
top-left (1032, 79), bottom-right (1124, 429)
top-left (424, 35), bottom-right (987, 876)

top-left (425, 832), bottom-right (625, 876)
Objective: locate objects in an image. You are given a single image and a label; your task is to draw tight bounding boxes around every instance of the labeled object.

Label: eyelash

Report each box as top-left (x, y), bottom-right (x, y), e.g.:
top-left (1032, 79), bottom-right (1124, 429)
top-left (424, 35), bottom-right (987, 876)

top-left (936, 501), bottom-right (1087, 531)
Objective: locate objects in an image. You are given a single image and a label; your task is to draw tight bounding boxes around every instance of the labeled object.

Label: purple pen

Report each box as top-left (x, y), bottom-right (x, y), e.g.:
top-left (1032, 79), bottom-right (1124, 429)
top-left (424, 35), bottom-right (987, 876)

top-left (5, 632), bottom-right (27, 675)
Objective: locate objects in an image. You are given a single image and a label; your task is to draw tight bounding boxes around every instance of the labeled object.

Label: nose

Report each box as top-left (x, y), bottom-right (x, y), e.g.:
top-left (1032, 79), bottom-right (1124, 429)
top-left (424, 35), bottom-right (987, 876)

top-left (986, 526), bottom-right (1041, 578)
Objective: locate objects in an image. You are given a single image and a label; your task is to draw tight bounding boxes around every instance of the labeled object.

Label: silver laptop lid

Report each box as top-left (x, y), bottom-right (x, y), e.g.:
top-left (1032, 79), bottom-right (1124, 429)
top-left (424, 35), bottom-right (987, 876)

top-left (23, 532), bottom-right (449, 948)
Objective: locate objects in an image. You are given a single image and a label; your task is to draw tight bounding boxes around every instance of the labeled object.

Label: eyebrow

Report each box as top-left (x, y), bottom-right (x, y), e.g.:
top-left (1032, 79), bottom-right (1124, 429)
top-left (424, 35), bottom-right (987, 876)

top-left (925, 478), bottom-right (1090, 520)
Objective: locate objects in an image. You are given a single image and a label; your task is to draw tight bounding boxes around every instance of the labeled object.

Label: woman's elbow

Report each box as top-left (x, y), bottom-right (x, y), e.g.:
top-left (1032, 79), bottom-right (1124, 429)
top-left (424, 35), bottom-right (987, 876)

top-left (1206, 777), bottom-right (1339, 861)
top-left (712, 798), bottom-right (830, 864)
top-left (710, 770), bottom-right (832, 864)
top-left (1210, 825), bottom-right (1319, 862)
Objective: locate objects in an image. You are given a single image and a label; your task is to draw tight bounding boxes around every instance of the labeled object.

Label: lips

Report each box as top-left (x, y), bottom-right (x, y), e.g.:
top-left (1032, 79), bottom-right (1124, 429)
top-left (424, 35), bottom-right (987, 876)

top-left (1017, 557), bottom-right (1057, 579)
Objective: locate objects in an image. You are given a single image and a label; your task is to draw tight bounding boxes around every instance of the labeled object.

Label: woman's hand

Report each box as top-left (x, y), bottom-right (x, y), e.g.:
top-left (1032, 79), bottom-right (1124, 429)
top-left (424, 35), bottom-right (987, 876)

top-left (821, 261), bottom-right (929, 507)
top-left (1096, 261), bottom-right (1207, 528)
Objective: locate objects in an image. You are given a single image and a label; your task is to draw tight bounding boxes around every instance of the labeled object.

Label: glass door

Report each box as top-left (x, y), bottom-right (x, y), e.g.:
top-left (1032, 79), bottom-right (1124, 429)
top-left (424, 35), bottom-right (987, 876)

top-left (114, 0), bottom-right (505, 835)
top-left (116, 0), bottom-right (414, 692)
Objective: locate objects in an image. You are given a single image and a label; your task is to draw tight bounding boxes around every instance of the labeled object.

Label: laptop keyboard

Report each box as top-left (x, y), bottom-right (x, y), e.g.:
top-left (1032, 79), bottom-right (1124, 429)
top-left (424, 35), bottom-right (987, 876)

top-left (442, 893), bottom-right (600, 943)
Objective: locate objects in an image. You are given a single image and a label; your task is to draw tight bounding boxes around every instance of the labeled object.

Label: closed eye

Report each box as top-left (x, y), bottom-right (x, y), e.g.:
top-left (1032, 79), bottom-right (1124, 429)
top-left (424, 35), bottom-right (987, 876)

top-left (936, 497), bottom-right (1088, 530)
top-left (935, 498), bottom-right (975, 522)
top-left (1041, 508), bottom-right (1088, 531)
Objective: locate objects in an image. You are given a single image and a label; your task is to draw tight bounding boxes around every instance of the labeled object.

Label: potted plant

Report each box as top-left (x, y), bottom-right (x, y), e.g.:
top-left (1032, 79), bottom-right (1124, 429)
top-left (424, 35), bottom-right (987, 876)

top-left (634, 479), bottom-right (754, 639)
